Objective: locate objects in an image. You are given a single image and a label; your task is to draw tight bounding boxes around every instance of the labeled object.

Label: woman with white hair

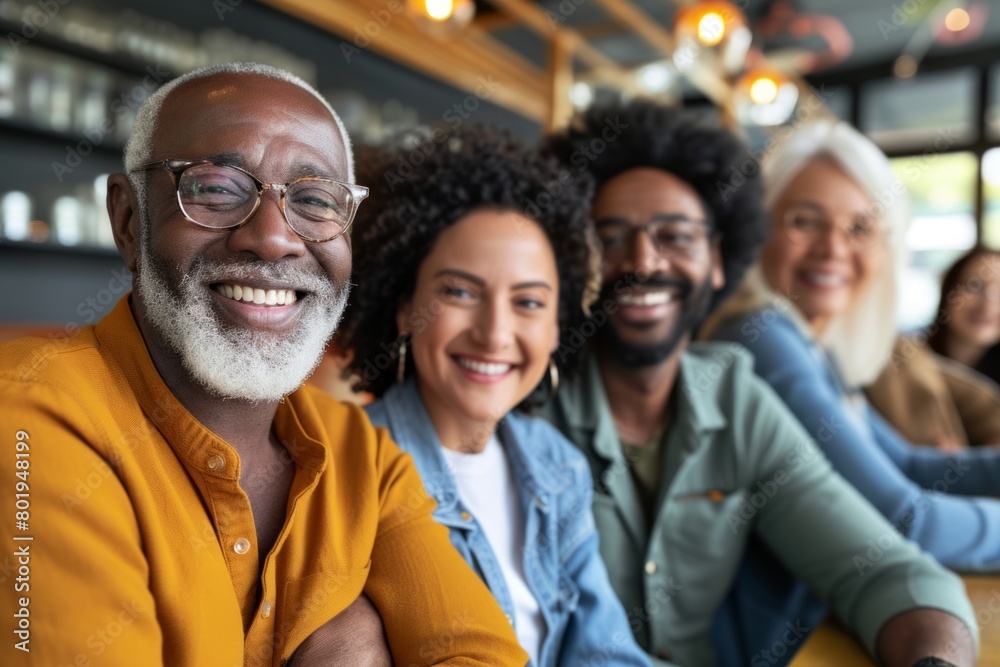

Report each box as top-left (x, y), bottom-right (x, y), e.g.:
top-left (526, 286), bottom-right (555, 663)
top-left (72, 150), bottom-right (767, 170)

top-left (701, 119), bottom-right (1000, 571)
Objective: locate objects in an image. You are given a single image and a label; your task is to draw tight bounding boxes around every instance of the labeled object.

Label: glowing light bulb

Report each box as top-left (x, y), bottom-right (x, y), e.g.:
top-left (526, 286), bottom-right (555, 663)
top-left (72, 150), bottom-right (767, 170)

top-left (749, 77), bottom-right (778, 105)
top-left (425, 0), bottom-right (455, 21)
top-left (697, 12), bottom-right (726, 46)
top-left (570, 82), bottom-right (593, 109)
top-left (944, 7), bottom-right (971, 31)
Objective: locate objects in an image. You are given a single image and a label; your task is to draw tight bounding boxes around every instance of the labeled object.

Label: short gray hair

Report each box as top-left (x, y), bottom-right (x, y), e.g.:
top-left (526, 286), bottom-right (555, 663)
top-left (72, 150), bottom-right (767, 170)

top-left (123, 62), bottom-right (355, 188)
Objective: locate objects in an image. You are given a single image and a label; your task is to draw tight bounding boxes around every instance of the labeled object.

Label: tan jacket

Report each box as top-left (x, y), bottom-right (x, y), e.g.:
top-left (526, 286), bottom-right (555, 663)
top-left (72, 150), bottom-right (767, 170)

top-left (866, 335), bottom-right (1000, 448)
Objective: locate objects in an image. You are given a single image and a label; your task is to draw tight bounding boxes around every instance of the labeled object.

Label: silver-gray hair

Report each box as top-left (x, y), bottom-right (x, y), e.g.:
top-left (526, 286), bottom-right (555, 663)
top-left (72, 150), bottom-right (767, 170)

top-left (763, 120), bottom-right (910, 387)
top-left (123, 62), bottom-right (355, 194)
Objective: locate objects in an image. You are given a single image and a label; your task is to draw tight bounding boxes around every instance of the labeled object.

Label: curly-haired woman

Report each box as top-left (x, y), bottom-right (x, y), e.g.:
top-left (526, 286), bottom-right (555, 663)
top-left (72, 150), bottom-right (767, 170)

top-left (337, 126), bottom-right (649, 667)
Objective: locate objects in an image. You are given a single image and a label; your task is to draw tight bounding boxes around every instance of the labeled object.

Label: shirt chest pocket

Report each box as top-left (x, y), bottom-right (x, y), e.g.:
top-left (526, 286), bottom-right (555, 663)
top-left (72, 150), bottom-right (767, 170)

top-left (661, 491), bottom-right (750, 569)
top-left (534, 569), bottom-right (581, 654)
top-left (657, 492), bottom-right (750, 626)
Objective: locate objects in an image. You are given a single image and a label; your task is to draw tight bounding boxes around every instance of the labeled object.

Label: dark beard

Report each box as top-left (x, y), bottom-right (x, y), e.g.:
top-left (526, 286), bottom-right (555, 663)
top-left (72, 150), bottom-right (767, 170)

top-left (595, 272), bottom-right (715, 368)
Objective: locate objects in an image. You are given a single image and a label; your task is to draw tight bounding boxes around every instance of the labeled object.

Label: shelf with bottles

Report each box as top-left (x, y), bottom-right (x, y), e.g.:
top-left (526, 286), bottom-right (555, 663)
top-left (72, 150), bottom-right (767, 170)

top-left (0, 40), bottom-right (151, 153)
top-left (0, 171), bottom-right (119, 254)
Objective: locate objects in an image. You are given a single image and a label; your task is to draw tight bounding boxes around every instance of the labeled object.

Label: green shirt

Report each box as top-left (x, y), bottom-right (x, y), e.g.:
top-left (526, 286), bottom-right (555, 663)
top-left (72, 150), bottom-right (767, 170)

top-left (540, 342), bottom-right (977, 667)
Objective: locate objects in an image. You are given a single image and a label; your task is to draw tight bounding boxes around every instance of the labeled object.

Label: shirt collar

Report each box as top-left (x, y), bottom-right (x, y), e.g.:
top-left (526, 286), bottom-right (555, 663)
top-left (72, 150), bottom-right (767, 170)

top-left (557, 347), bottom-right (728, 462)
top-left (380, 380), bottom-right (461, 508)
top-left (380, 380), bottom-right (571, 505)
top-left (94, 295), bottom-right (328, 476)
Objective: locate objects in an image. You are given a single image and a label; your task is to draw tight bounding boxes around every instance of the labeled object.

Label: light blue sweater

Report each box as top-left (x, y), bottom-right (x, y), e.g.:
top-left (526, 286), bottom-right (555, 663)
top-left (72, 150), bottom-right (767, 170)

top-left (709, 309), bottom-right (1000, 570)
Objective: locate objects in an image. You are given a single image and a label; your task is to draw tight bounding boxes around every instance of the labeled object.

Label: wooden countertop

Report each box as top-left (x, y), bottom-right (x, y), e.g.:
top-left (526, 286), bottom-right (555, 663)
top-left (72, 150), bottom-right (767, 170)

top-left (790, 575), bottom-right (1000, 666)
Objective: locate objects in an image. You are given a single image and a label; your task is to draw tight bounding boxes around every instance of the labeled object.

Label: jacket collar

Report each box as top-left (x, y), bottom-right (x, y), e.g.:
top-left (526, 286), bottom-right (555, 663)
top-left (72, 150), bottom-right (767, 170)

top-left (95, 295), bottom-right (329, 477)
top-left (559, 348), bottom-right (729, 462)
top-left (379, 380), bottom-right (570, 512)
top-left (554, 346), bottom-right (730, 548)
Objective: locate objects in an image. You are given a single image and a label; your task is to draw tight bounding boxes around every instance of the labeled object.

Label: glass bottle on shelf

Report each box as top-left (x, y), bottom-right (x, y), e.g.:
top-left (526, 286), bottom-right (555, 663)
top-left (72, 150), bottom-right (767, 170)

top-left (1, 191), bottom-right (31, 242)
top-left (49, 61), bottom-right (75, 133)
top-left (0, 43), bottom-right (15, 118)
top-left (53, 195), bottom-right (81, 246)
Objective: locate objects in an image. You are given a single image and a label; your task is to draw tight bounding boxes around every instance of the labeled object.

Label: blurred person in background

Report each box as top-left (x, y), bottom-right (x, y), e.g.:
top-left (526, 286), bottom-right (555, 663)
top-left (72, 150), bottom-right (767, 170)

top-left (338, 126), bottom-right (650, 667)
top-left (929, 247), bottom-right (1000, 383)
top-left (543, 100), bottom-right (977, 667)
top-left (867, 251), bottom-right (1000, 448)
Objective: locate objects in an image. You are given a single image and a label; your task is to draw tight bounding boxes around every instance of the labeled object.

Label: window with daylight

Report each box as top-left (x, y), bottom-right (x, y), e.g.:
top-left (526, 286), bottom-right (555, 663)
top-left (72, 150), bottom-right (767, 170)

top-left (890, 152), bottom-right (979, 329)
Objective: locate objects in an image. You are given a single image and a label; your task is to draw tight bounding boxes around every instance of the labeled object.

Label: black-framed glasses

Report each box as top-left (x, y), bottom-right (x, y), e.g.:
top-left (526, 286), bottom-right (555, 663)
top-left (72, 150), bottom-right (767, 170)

top-left (595, 215), bottom-right (713, 261)
top-left (130, 159), bottom-right (369, 243)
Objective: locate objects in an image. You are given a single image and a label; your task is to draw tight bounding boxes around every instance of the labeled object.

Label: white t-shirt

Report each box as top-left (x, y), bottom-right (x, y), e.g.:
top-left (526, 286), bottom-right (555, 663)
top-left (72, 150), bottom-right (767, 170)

top-left (441, 434), bottom-right (546, 665)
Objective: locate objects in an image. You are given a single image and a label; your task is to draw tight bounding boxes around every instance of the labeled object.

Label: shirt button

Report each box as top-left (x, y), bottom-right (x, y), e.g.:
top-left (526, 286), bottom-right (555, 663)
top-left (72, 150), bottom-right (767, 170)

top-left (233, 538), bottom-right (251, 555)
top-left (645, 560), bottom-right (658, 575)
top-left (207, 455), bottom-right (225, 471)
top-left (460, 511), bottom-right (472, 521)
top-left (261, 602), bottom-right (272, 618)
top-left (505, 613), bottom-right (513, 626)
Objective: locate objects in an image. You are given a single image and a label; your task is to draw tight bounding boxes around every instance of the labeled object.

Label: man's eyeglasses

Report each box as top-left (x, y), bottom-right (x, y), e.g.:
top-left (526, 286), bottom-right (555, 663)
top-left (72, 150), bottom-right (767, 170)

top-left (129, 159), bottom-right (369, 243)
top-left (781, 205), bottom-right (882, 250)
top-left (595, 216), bottom-right (712, 261)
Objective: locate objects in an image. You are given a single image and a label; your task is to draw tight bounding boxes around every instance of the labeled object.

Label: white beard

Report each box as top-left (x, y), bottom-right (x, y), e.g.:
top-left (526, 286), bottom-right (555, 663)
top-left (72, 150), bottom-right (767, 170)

top-left (135, 223), bottom-right (349, 403)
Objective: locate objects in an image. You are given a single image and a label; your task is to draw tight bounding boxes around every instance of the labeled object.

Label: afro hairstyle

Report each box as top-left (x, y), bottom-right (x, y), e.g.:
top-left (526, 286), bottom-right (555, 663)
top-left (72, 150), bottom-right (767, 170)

top-left (544, 99), bottom-right (769, 308)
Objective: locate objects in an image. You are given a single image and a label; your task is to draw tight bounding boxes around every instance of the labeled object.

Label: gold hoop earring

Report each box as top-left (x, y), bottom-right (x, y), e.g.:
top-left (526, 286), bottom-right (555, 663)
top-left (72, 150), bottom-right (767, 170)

top-left (548, 358), bottom-right (559, 394)
top-left (397, 335), bottom-right (409, 384)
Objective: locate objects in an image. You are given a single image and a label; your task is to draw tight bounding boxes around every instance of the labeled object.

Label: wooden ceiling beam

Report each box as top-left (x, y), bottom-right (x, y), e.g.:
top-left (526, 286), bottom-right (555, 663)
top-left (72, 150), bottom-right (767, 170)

top-left (485, 0), bottom-right (624, 74)
top-left (259, 0), bottom-right (549, 122)
top-left (576, 21), bottom-right (631, 40)
top-left (474, 12), bottom-right (521, 32)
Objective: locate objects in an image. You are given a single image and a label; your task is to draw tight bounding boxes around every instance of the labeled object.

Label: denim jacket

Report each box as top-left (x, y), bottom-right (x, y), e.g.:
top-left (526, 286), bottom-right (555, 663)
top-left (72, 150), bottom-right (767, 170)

top-left (366, 380), bottom-right (650, 667)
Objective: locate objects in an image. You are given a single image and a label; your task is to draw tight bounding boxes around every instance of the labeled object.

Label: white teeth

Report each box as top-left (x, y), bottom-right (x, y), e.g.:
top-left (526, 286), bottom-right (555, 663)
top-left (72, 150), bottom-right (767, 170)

top-left (804, 272), bottom-right (845, 287)
top-left (457, 358), bottom-right (512, 376)
top-left (618, 291), bottom-right (672, 306)
top-left (213, 284), bottom-right (299, 306)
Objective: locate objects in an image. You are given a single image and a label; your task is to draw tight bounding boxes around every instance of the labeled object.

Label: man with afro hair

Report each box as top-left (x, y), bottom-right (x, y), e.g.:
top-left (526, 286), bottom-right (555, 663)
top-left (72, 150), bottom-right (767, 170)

top-left (540, 100), bottom-right (976, 667)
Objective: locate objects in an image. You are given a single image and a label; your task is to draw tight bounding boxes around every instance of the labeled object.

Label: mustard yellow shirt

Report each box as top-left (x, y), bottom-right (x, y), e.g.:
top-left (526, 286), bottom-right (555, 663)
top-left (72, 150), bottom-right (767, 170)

top-left (0, 297), bottom-right (526, 667)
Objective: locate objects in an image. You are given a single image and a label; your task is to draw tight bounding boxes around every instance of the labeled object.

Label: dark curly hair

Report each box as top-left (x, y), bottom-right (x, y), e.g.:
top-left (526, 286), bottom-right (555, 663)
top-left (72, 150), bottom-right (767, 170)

top-left (543, 99), bottom-right (768, 308)
top-left (338, 125), bottom-right (598, 400)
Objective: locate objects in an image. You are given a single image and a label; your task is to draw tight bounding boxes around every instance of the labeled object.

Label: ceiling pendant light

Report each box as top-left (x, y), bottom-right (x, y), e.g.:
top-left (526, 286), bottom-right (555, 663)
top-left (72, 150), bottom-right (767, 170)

top-left (406, 0), bottom-right (475, 39)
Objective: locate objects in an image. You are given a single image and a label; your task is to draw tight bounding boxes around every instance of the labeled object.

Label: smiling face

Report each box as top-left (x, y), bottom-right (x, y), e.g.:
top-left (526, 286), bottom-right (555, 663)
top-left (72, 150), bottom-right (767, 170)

top-left (946, 252), bottom-right (1000, 350)
top-left (591, 167), bottom-right (723, 367)
top-left (760, 157), bottom-right (886, 333)
top-left (123, 73), bottom-right (353, 402)
top-left (398, 210), bottom-right (560, 444)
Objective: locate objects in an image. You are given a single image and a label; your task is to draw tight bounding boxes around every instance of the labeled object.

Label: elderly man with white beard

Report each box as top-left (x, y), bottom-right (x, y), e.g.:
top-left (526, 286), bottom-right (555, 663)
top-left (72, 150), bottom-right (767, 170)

top-left (0, 63), bottom-right (526, 667)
